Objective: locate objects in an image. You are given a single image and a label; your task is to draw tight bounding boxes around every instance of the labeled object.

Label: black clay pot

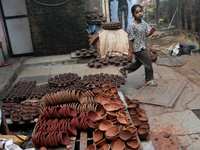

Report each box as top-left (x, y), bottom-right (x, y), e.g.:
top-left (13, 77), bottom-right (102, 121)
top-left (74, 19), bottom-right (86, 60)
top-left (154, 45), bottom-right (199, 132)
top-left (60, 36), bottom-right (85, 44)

top-left (114, 61), bottom-right (120, 66)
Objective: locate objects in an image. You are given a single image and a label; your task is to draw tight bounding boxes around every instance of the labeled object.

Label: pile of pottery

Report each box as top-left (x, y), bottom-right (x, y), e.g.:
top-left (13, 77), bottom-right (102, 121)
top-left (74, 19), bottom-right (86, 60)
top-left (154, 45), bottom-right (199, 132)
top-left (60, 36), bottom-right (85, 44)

top-left (86, 83), bottom-right (142, 150)
top-left (125, 96), bottom-right (150, 140)
top-left (80, 74), bottom-right (125, 88)
top-left (102, 22), bottom-right (122, 30)
top-left (29, 83), bottom-right (66, 100)
top-left (86, 13), bottom-right (107, 25)
top-left (44, 89), bottom-right (90, 106)
top-left (1, 81), bottom-right (36, 102)
top-left (48, 73), bottom-right (81, 87)
top-left (2, 101), bottom-right (40, 124)
top-left (33, 109), bottom-right (97, 148)
top-left (87, 56), bottom-right (132, 68)
top-left (75, 48), bottom-right (97, 57)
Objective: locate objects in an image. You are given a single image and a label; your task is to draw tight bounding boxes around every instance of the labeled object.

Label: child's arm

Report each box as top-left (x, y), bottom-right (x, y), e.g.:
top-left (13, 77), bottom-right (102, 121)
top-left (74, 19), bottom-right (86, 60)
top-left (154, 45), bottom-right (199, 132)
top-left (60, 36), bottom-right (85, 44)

top-left (128, 40), bottom-right (134, 59)
top-left (146, 27), bottom-right (156, 37)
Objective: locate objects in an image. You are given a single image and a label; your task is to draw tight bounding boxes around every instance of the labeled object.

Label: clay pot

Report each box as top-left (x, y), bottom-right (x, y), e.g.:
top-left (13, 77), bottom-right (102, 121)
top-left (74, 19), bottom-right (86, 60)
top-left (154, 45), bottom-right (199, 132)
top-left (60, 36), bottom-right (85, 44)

top-left (4, 110), bottom-right (11, 118)
top-left (86, 110), bottom-right (97, 122)
top-left (99, 120), bottom-right (113, 131)
top-left (126, 126), bottom-right (137, 134)
top-left (85, 144), bottom-right (96, 150)
top-left (11, 111), bottom-right (19, 116)
top-left (11, 116), bottom-right (21, 124)
top-left (132, 119), bottom-right (142, 127)
top-left (100, 98), bottom-right (111, 105)
top-left (119, 129), bottom-right (132, 141)
top-left (93, 129), bottom-right (104, 143)
top-left (67, 123), bottom-right (77, 136)
top-left (107, 112), bottom-right (119, 119)
top-left (23, 115), bottom-right (32, 123)
top-left (140, 122), bottom-right (150, 129)
top-left (105, 126), bottom-right (120, 138)
top-left (32, 112), bottom-right (39, 118)
top-left (110, 139), bottom-right (125, 150)
top-left (104, 90), bottom-right (113, 97)
top-left (130, 99), bottom-right (140, 106)
top-left (128, 104), bottom-right (137, 109)
top-left (96, 105), bottom-right (106, 116)
top-left (117, 116), bottom-right (129, 125)
top-left (93, 87), bottom-right (103, 94)
top-left (95, 113), bottom-right (107, 123)
top-left (128, 107), bottom-right (137, 116)
top-left (138, 127), bottom-right (148, 136)
top-left (59, 131), bottom-right (70, 146)
top-left (32, 102), bottom-right (40, 107)
top-left (127, 138), bottom-right (139, 149)
top-left (138, 108), bottom-right (146, 117)
top-left (24, 102), bottom-right (32, 106)
top-left (79, 92), bottom-right (87, 103)
top-left (139, 117), bottom-right (148, 122)
top-left (103, 103), bottom-right (116, 112)
top-left (4, 106), bottom-right (12, 111)
top-left (96, 138), bottom-right (107, 147)
top-left (99, 144), bottom-right (110, 150)
top-left (110, 86), bottom-right (117, 93)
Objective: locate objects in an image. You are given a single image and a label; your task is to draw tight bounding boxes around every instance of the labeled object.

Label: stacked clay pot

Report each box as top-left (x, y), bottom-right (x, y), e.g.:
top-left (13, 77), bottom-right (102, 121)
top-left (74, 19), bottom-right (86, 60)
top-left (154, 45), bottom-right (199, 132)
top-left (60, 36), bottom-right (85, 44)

top-left (86, 83), bottom-right (142, 150)
top-left (125, 96), bottom-right (150, 140)
top-left (2, 101), bottom-right (40, 124)
top-left (44, 90), bottom-right (88, 106)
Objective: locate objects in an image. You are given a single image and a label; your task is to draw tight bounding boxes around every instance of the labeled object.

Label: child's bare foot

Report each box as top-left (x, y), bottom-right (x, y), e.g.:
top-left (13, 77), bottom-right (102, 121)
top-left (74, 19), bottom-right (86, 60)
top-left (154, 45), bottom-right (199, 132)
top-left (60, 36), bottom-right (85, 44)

top-left (119, 67), bottom-right (127, 78)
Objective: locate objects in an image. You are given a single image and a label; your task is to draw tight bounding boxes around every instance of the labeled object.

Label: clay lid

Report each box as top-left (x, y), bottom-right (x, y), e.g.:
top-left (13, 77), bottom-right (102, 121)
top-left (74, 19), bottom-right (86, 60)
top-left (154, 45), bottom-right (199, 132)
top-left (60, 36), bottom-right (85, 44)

top-left (103, 103), bottom-right (116, 112)
top-left (93, 129), bottom-right (104, 143)
top-left (99, 120), bottom-right (113, 131)
top-left (119, 129), bottom-right (132, 141)
top-left (105, 126), bottom-right (120, 137)
top-left (127, 138), bottom-right (139, 149)
top-left (85, 144), bottom-right (96, 150)
top-left (110, 139), bottom-right (125, 150)
top-left (117, 116), bottom-right (129, 125)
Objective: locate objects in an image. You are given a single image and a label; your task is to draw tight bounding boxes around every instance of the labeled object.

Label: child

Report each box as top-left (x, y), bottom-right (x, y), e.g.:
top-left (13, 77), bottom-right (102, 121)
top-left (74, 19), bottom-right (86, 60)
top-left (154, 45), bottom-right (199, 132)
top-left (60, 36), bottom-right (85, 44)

top-left (119, 4), bottom-right (157, 86)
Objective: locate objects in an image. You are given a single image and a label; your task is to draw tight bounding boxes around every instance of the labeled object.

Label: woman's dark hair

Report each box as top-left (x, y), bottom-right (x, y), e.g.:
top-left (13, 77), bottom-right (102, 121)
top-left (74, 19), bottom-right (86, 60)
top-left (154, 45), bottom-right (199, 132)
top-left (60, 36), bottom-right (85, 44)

top-left (131, 4), bottom-right (143, 16)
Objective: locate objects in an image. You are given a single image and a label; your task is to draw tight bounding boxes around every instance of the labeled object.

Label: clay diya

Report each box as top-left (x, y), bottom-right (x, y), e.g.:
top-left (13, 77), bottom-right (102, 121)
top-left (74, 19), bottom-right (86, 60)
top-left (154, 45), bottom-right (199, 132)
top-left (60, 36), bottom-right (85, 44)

top-left (138, 127), bottom-right (148, 136)
top-left (105, 126), bottom-right (120, 138)
top-left (99, 120), bottom-right (113, 131)
top-left (106, 112), bottom-right (119, 119)
top-left (93, 129), bottom-right (104, 143)
top-left (95, 113), bottom-right (107, 123)
top-left (96, 138), bottom-right (107, 147)
top-left (4, 110), bottom-right (11, 118)
top-left (96, 105), bottom-right (106, 116)
top-left (100, 98), bottom-right (111, 105)
top-left (127, 138), bottom-right (139, 149)
top-left (117, 116), bottom-right (129, 125)
top-left (23, 115), bottom-right (32, 123)
top-left (110, 139), bottom-right (125, 150)
top-left (140, 122), bottom-right (150, 129)
top-left (119, 129), bottom-right (132, 141)
top-left (11, 111), bottom-right (19, 116)
top-left (99, 144), bottom-right (110, 150)
top-left (85, 144), bottom-right (96, 150)
top-left (126, 126), bottom-right (137, 134)
top-left (103, 103), bottom-right (116, 112)
top-left (139, 117), bottom-right (148, 122)
top-left (11, 116), bottom-right (21, 124)
top-left (138, 108), bottom-right (146, 117)
top-left (86, 110), bottom-right (97, 122)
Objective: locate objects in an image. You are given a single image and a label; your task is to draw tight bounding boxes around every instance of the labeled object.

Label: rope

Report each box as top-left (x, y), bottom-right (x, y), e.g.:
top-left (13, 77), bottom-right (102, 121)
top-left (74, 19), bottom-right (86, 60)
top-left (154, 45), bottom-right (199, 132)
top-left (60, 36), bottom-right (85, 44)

top-left (1, 121), bottom-right (30, 142)
top-left (33, 0), bottom-right (70, 6)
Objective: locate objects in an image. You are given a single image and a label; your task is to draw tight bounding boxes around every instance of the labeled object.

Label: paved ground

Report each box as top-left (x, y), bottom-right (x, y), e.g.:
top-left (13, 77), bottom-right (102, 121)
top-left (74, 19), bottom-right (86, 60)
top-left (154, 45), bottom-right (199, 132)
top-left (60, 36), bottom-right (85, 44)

top-left (1, 32), bottom-right (200, 149)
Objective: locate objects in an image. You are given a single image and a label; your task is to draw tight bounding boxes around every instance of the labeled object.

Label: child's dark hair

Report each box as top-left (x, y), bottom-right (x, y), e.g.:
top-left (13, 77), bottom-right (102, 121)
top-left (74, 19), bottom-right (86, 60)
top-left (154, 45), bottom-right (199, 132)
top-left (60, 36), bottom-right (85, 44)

top-left (131, 4), bottom-right (143, 16)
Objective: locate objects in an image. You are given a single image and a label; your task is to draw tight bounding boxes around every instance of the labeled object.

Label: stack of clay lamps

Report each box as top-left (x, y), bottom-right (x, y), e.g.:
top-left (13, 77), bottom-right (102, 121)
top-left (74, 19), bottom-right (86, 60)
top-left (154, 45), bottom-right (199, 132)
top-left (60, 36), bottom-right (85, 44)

top-left (86, 83), bottom-right (142, 150)
top-left (44, 89), bottom-right (88, 106)
top-left (33, 108), bottom-right (97, 148)
top-left (125, 96), bottom-right (150, 140)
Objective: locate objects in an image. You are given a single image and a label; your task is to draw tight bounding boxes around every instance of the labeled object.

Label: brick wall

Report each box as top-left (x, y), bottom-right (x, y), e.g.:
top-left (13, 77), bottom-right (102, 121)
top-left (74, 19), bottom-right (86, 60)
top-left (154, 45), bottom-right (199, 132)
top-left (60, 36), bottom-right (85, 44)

top-left (25, 0), bottom-right (88, 56)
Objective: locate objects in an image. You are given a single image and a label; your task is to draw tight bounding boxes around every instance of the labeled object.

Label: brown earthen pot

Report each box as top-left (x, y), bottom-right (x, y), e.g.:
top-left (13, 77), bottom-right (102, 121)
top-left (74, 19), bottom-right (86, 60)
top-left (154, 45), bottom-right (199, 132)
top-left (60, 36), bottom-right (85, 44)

top-left (106, 112), bottom-right (119, 120)
top-left (93, 129), bottom-right (104, 143)
top-left (127, 138), bottom-right (139, 149)
top-left (96, 105), bottom-right (106, 116)
top-left (126, 126), bottom-right (137, 134)
top-left (110, 139), bottom-right (125, 150)
top-left (117, 116), bottom-right (129, 125)
top-left (23, 115), bottom-right (32, 123)
top-left (119, 129), bottom-right (132, 141)
top-left (99, 120), bottom-right (113, 131)
top-left (95, 113), bottom-right (107, 123)
top-left (105, 126), bottom-right (120, 138)
top-left (103, 103), bottom-right (116, 112)
top-left (11, 116), bottom-right (21, 124)
top-left (4, 110), bottom-right (11, 118)
top-left (85, 144), bottom-right (96, 150)
top-left (96, 138), bottom-right (107, 147)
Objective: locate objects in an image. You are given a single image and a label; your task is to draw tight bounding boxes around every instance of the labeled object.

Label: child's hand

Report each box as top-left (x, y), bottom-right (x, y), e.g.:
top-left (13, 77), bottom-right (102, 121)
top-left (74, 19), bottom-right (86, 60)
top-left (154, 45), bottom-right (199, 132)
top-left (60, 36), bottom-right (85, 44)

top-left (150, 27), bottom-right (156, 34)
top-left (128, 53), bottom-right (134, 60)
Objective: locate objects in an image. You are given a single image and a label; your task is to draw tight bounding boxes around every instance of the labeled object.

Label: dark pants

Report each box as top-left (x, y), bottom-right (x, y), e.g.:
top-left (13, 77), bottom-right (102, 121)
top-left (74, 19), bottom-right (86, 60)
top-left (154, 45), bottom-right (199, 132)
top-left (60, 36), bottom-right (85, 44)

top-left (124, 49), bottom-right (154, 81)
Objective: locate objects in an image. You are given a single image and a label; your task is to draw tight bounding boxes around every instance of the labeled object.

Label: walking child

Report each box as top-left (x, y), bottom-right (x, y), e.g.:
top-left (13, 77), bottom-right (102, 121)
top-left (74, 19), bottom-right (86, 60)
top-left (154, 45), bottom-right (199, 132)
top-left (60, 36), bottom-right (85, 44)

top-left (119, 4), bottom-right (157, 86)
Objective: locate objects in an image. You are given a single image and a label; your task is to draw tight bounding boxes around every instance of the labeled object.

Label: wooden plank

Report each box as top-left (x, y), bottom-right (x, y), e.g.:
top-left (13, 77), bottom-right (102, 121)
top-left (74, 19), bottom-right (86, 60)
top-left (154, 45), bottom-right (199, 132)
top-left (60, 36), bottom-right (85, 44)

top-left (80, 131), bottom-right (88, 150)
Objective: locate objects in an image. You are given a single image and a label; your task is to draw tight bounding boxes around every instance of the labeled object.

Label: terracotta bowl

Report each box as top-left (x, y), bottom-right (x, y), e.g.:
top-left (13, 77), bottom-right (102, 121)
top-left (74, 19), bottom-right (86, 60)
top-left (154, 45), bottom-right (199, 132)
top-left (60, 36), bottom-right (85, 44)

top-left (101, 82), bottom-right (111, 88)
top-left (117, 116), bottom-right (129, 125)
top-left (138, 127), bottom-right (148, 136)
top-left (11, 116), bottom-right (21, 124)
top-left (126, 126), bottom-right (137, 134)
top-left (11, 111), bottom-right (19, 116)
top-left (119, 129), bottom-right (132, 141)
top-left (130, 99), bottom-right (140, 106)
top-left (96, 105), bottom-right (106, 116)
top-left (128, 107), bottom-right (137, 116)
top-left (140, 122), bottom-right (150, 129)
top-left (127, 138), bottom-right (139, 149)
top-left (133, 119), bottom-right (142, 127)
top-left (85, 144), bottom-right (96, 150)
top-left (23, 115), bottom-right (32, 123)
top-left (96, 138), bottom-right (107, 148)
top-left (99, 120), bottom-right (113, 131)
top-left (138, 108), bottom-right (146, 117)
top-left (93, 87), bottom-right (103, 94)
top-left (107, 112), bottom-right (119, 120)
top-left (93, 129), bottom-right (104, 143)
top-left (100, 98), bottom-right (111, 105)
top-left (110, 139), bottom-right (125, 150)
top-left (4, 110), bottom-right (11, 118)
top-left (95, 113), bottom-right (107, 123)
top-left (128, 104), bottom-right (137, 109)
top-left (139, 117), bottom-right (148, 122)
top-left (105, 126), bottom-right (120, 138)
top-left (103, 103), bottom-right (116, 112)
top-left (99, 144), bottom-right (110, 150)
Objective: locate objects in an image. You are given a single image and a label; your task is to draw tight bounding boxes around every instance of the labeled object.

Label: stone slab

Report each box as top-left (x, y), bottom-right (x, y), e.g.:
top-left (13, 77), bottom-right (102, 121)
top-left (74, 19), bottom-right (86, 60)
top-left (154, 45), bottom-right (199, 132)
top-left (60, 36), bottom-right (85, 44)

top-left (156, 57), bottom-right (186, 67)
top-left (193, 66), bottom-right (200, 75)
top-left (51, 54), bottom-right (71, 61)
top-left (24, 56), bottom-right (52, 64)
top-left (71, 52), bottom-right (80, 58)
top-left (51, 65), bottom-right (73, 74)
top-left (186, 140), bottom-right (200, 150)
top-left (186, 95), bottom-right (200, 110)
top-left (19, 68), bottom-right (52, 77)
top-left (130, 79), bottom-right (187, 107)
top-left (149, 110), bottom-right (200, 135)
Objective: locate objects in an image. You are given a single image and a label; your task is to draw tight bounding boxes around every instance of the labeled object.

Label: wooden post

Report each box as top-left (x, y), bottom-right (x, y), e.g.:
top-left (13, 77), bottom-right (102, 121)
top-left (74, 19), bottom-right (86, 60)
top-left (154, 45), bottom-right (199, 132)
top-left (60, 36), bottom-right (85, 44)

top-left (102, 0), bottom-right (106, 16)
top-left (155, 0), bottom-right (159, 29)
top-left (105, 0), bottom-right (110, 22)
top-left (184, 1), bottom-right (188, 36)
top-left (177, 0), bottom-right (182, 34)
